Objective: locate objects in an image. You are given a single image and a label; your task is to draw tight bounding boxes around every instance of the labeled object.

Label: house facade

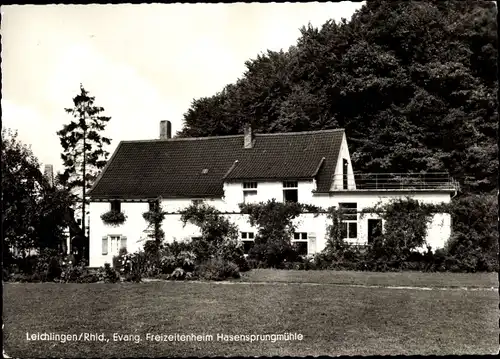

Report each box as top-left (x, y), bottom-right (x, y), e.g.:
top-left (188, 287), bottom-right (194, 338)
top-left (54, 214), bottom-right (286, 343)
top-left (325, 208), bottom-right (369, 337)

top-left (87, 121), bottom-right (458, 268)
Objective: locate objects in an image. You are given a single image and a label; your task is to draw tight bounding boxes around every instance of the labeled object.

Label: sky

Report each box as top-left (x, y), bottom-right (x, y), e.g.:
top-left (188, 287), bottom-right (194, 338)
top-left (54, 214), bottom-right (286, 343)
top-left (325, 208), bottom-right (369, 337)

top-left (2, 2), bottom-right (364, 174)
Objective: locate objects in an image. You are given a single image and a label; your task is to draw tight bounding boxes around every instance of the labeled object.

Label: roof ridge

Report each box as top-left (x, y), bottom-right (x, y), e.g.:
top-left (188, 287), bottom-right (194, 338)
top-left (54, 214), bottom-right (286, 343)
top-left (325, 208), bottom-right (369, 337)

top-left (120, 128), bottom-right (344, 144)
top-left (255, 128), bottom-right (344, 137)
top-left (120, 134), bottom-right (244, 144)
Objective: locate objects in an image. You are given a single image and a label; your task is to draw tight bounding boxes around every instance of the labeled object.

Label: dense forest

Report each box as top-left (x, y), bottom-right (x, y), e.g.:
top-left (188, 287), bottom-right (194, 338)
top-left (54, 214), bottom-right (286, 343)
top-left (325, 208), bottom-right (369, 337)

top-left (178, 0), bottom-right (497, 194)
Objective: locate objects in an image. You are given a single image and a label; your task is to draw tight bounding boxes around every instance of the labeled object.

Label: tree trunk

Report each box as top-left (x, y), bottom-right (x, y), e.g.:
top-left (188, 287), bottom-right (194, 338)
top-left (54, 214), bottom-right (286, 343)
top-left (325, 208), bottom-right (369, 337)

top-left (82, 127), bottom-right (86, 254)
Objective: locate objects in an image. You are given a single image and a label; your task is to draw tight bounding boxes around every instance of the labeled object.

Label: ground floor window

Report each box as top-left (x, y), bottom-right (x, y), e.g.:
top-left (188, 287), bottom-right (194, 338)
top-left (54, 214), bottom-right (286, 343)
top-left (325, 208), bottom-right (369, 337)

top-left (339, 203), bottom-right (358, 239)
top-left (102, 235), bottom-right (127, 256)
top-left (240, 232), bottom-right (255, 254)
top-left (292, 232), bottom-right (308, 255)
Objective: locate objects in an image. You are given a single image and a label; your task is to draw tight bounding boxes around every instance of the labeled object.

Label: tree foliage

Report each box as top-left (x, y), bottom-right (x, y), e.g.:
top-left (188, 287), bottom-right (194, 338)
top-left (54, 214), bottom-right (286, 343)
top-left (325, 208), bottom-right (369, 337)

top-left (180, 202), bottom-right (246, 268)
top-left (178, 0), bottom-right (497, 193)
top-left (142, 200), bottom-right (166, 248)
top-left (57, 84), bottom-right (112, 237)
top-left (1, 129), bottom-right (71, 258)
top-left (239, 200), bottom-right (303, 267)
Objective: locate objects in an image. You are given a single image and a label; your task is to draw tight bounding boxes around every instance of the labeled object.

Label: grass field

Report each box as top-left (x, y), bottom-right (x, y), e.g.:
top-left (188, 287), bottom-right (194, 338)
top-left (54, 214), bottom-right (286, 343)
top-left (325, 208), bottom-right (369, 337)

top-left (3, 271), bottom-right (498, 357)
top-left (240, 269), bottom-right (499, 288)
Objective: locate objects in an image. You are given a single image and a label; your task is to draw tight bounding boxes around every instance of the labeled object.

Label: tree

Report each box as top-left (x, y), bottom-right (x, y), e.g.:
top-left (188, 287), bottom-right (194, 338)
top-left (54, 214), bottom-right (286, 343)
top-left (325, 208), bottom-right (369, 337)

top-left (57, 84), bottom-right (112, 255)
top-left (1, 129), bottom-right (72, 262)
top-left (178, 0), bottom-right (497, 193)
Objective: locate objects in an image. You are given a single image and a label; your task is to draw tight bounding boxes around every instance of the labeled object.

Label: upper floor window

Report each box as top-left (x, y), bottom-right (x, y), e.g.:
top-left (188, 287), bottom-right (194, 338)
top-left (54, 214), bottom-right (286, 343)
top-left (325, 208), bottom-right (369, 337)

top-left (339, 203), bottom-right (357, 239)
top-left (343, 158), bottom-right (348, 189)
top-left (283, 181), bottom-right (298, 203)
top-left (243, 182), bottom-right (257, 189)
top-left (148, 200), bottom-right (160, 212)
top-left (111, 200), bottom-right (121, 212)
top-left (243, 182), bottom-right (258, 203)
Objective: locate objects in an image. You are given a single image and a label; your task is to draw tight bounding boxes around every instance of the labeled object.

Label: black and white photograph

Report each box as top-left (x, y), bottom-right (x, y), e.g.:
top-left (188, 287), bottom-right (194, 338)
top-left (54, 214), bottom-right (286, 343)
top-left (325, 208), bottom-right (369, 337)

top-left (2, 1), bottom-right (498, 357)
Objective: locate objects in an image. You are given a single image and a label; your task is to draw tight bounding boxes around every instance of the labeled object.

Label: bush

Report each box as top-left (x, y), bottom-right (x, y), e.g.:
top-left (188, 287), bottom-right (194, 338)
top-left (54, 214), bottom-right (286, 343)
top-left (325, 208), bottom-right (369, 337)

top-left (195, 258), bottom-right (240, 281)
top-left (97, 263), bottom-right (121, 283)
top-left (124, 272), bottom-right (142, 282)
top-left (240, 200), bottom-right (303, 268)
top-left (60, 259), bottom-right (100, 283)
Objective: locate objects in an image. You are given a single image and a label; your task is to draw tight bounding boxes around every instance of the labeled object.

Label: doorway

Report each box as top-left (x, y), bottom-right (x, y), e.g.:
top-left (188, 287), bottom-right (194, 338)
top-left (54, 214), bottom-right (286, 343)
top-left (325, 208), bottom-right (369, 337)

top-left (367, 219), bottom-right (382, 244)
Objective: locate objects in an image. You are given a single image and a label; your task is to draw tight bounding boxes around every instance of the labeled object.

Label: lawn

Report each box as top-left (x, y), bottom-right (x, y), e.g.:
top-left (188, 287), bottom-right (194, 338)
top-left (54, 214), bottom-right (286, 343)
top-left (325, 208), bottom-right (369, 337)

top-left (3, 272), bottom-right (498, 357)
top-left (240, 269), bottom-right (499, 288)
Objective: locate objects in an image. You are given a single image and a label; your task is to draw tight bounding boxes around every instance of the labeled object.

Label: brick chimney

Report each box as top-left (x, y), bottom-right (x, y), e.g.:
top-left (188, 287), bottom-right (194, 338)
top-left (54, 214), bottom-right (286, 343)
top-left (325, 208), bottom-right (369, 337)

top-left (160, 120), bottom-right (172, 140)
top-left (43, 164), bottom-right (54, 187)
top-left (244, 123), bottom-right (254, 149)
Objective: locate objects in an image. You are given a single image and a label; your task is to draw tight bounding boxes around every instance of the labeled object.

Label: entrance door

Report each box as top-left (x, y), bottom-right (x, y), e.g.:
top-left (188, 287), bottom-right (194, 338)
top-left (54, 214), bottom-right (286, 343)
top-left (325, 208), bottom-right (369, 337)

top-left (367, 219), bottom-right (382, 244)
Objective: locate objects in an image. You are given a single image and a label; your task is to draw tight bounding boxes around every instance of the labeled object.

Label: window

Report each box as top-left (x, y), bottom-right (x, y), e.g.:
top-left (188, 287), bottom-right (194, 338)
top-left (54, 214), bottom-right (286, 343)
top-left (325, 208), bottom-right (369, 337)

top-left (283, 181), bottom-right (298, 203)
top-left (243, 182), bottom-right (257, 189)
top-left (292, 232), bottom-right (308, 255)
top-left (343, 159), bottom-right (348, 189)
top-left (148, 200), bottom-right (159, 212)
top-left (339, 203), bottom-right (357, 239)
top-left (111, 200), bottom-right (121, 212)
top-left (102, 235), bottom-right (127, 256)
top-left (243, 182), bottom-right (258, 203)
top-left (240, 232), bottom-right (255, 255)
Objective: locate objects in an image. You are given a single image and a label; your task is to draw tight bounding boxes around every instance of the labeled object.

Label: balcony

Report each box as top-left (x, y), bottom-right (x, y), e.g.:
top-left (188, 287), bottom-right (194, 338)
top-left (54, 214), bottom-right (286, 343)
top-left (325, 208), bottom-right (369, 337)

top-left (331, 172), bottom-right (459, 192)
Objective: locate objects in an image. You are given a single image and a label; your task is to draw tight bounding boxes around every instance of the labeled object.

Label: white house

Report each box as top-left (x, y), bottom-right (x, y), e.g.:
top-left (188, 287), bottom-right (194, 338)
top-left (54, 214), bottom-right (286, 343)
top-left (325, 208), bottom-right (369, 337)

top-left (87, 121), bottom-right (458, 267)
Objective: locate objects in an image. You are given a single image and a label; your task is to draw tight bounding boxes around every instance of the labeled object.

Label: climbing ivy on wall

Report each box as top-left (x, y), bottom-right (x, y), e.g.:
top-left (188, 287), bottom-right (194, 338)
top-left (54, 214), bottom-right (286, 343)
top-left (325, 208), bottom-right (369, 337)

top-left (142, 199), bottom-right (166, 249)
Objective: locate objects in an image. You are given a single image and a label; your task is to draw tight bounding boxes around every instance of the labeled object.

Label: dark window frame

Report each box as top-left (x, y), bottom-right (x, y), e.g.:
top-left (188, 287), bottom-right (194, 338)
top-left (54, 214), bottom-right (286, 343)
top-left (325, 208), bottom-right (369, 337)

top-left (111, 200), bottom-right (121, 212)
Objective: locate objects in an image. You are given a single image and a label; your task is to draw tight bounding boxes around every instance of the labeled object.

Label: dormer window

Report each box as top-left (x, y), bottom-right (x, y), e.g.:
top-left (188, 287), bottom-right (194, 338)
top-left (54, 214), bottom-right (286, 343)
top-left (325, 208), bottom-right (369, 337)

top-left (283, 181), bottom-right (298, 203)
top-left (243, 182), bottom-right (258, 203)
top-left (111, 200), bottom-right (121, 212)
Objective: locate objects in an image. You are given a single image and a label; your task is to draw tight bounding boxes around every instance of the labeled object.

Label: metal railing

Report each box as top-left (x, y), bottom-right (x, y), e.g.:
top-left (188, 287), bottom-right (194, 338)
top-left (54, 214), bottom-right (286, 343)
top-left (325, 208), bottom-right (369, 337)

top-left (331, 172), bottom-right (459, 191)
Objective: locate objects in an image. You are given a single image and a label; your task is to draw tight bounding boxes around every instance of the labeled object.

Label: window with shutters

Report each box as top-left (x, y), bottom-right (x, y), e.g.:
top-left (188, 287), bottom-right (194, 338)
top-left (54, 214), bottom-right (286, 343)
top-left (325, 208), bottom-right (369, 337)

top-left (102, 235), bottom-right (127, 256)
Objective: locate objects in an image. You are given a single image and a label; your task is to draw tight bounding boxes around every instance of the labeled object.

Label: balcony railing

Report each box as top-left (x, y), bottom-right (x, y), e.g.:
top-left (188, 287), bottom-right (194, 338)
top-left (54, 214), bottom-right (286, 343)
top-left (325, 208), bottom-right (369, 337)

top-left (331, 172), bottom-right (459, 191)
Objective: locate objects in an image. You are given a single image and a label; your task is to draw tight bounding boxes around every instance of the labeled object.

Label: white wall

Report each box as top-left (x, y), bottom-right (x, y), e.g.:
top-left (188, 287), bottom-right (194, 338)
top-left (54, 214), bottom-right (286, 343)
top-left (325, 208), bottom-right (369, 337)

top-left (89, 189), bottom-right (452, 267)
top-left (331, 133), bottom-right (356, 190)
top-left (89, 201), bottom-right (149, 267)
top-left (223, 180), bottom-right (316, 210)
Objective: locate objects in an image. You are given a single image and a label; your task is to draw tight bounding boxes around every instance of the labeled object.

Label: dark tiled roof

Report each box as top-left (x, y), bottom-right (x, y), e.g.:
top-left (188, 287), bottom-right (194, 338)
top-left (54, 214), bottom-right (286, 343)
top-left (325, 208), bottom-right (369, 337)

top-left (88, 129), bottom-right (344, 199)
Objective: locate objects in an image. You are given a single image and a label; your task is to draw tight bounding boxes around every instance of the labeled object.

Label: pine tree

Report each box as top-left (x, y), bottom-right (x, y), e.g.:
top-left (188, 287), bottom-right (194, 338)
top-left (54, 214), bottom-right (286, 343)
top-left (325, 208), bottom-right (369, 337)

top-left (57, 84), bottom-right (112, 252)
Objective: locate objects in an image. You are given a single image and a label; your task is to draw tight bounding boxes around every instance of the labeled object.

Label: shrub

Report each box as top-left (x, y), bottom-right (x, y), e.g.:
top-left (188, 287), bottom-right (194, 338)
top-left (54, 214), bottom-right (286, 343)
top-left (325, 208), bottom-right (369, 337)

top-left (180, 202), bottom-right (249, 272)
top-left (3, 268), bottom-right (10, 281)
top-left (60, 259), bottom-right (100, 283)
top-left (240, 200), bottom-right (303, 268)
top-left (97, 263), bottom-right (121, 283)
top-left (100, 210), bottom-right (127, 226)
top-left (195, 258), bottom-right (240, 281)
top-left (124, 272), bottom-right (142, 282)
